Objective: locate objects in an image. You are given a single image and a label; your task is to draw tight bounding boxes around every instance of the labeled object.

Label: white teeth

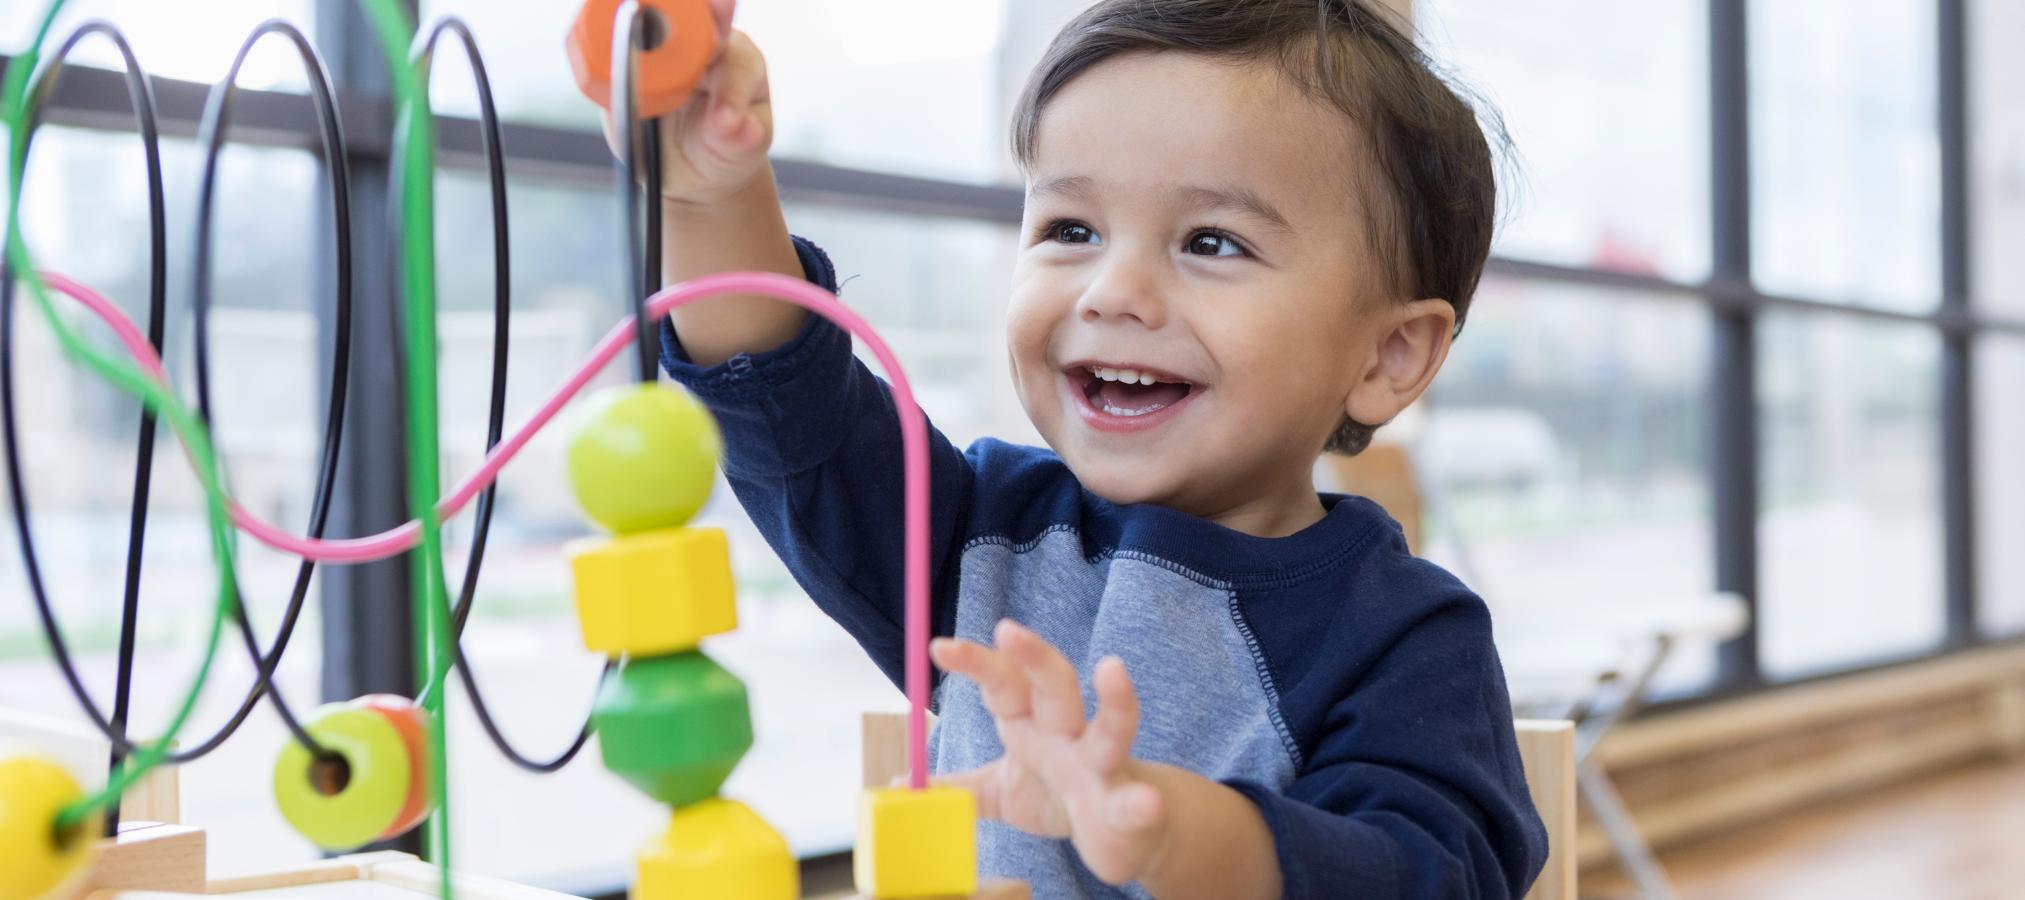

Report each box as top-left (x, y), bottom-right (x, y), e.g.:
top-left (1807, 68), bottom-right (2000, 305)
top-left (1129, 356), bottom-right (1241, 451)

top-left (1100, 399), bottom-right (1168, 417)
top-left (1092, 366), bottom-right (1163, 385)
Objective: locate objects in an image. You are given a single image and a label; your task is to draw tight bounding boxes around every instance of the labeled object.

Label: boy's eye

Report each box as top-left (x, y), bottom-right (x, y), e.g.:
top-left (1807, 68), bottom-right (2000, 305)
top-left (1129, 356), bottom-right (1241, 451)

top-left (1046, 221), bottom-right (1099, 245)
top-left (1186, 230), bottom-right (1246, 258)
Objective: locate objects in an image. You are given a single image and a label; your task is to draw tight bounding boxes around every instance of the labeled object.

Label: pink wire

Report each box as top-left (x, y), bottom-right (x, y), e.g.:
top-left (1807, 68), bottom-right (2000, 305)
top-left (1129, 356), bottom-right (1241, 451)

top-left (44, 268), bottom-right (935, 789)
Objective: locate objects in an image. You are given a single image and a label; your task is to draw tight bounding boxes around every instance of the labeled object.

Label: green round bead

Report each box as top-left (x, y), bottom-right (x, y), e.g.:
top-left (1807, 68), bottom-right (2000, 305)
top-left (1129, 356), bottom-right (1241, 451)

top-left (272, 704), bottom-right (412, 851)
top-left (592, 652), bottom-right (753, 807)
top-left (567, 383), bottom-right (722, 534)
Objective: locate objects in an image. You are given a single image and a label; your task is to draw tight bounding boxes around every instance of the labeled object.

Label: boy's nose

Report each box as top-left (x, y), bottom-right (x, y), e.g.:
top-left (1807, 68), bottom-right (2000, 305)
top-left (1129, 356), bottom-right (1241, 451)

top-left (1073, 258), bottom-right (1168, 329)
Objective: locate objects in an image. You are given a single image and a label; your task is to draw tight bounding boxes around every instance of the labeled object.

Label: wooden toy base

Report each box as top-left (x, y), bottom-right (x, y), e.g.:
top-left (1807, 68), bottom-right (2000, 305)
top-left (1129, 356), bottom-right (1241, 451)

top-left (83, 841), bottom-right (585, 900)
top-left (65, 822), bottom-right (207, 898)
top-left (71, 821), bottom-right (1030, 900)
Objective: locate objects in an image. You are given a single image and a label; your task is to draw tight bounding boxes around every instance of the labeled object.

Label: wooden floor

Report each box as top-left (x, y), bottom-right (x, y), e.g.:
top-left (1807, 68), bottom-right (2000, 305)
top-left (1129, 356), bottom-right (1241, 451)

top-left (1584, 756), bottom-right (2025, 900)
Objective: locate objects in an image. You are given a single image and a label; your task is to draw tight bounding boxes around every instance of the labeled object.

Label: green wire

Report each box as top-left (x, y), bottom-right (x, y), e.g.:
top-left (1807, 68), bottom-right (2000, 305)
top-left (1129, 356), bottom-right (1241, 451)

top-left (3, 0), bottom-right (241, 831)
top-left (355, 3), bottom-right (457, 894)
top-left (6, 4), bottom-right (457, 895)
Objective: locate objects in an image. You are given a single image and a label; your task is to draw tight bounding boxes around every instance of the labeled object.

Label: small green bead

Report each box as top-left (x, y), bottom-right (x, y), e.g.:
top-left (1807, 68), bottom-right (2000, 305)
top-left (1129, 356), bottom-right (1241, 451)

top-left (593, 652), bottom-right (752, 807)
top-left (567, 383), bottom-right (722, 534)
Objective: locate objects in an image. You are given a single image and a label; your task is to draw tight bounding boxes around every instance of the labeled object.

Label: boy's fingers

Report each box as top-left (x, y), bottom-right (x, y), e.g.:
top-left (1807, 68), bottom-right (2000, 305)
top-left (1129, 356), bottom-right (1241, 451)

top-left (1083, 656), bottom-right (1139, 773)
top-left (932, 763), bottom-right (1003, 822)
top-left (931, 636), bottom-right (1033, 723)
top-left (999, 620), bottom-right (1085, 737)
top-left (702, 31), bottom-right (767, 134)
top-left (706, 0), bottom-right (737, 38)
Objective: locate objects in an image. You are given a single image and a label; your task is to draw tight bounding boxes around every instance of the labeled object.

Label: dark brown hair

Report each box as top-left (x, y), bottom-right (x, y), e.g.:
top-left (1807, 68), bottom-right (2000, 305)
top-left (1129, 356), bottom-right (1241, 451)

top-left (1010, 0), bottom-right (1505, 455)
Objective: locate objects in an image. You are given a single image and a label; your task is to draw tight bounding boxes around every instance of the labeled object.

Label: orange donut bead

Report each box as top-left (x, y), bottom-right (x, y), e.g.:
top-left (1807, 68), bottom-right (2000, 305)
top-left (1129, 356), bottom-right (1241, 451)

top-left (567, 0), bottom-right (719, 120)
top-left (352, 695), bottom-right (434, 840)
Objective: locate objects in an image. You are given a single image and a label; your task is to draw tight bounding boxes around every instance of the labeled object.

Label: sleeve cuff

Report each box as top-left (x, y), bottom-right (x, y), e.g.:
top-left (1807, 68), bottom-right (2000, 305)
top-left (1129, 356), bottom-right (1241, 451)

top-left (1223, 779), bottom-right (1404, 900)
top-left (659, 234), bottom-right (851, 403)
top-left (657, 234), bottom-right (873, 477)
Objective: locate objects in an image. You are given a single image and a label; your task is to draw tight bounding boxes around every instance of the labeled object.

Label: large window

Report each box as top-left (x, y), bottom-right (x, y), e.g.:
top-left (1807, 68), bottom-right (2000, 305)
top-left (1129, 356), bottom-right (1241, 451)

top-left (1418, 0), bottom-right (1710, 281)
top-left (1750, 0), bottom-right (1940, 311)
top-left (1969, 2), bottom-right (2025, 639)
top-left (1970, 0), bottom-right (2024, 322)
top-left (4, 0), bottom-right (2021, 891)
top-left (1420, 279), bottom-right (1715, 691)
top-left (0, 125), bottom-right (327, 876)
top-left (2, 0), bottom-right (315, 89)
top-left (1757, 315), bottom-right (1945, 676)
top-left (1974, 336), bottom-right (2025, 637)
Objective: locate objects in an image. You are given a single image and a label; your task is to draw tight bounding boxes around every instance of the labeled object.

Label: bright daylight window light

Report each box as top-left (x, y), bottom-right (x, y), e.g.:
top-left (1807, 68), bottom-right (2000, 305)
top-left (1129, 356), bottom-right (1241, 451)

top-left (829, 0), bottom-right (1005, 66)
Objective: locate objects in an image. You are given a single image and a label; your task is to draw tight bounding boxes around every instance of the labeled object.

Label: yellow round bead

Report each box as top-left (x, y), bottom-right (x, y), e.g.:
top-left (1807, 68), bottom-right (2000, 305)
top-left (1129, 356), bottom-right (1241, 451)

top-left (0, 754), bottom-right (99, 900)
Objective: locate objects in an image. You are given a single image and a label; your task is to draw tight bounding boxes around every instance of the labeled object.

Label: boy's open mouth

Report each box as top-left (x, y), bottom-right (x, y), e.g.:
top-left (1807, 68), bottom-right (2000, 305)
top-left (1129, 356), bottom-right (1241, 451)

top-left (1064, 363), bottom-right (1198, 428)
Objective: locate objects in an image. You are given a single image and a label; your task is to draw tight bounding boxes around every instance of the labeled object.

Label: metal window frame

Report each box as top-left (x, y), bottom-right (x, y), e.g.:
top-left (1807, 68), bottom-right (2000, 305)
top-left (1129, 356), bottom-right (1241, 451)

top-left (3, 0), bottom-right (2022, 882)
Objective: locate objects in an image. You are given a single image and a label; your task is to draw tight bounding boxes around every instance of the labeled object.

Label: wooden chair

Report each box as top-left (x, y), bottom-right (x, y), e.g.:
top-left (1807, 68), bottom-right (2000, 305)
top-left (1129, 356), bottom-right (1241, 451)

top-left (1326, 443), bottom-right (1425, 555)
top-left (863, 713), bottom-right (1576, 900)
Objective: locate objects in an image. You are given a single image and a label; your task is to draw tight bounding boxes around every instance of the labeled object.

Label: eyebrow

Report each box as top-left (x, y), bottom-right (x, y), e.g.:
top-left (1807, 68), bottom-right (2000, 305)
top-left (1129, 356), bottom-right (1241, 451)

top-left (1173, 184), bottom-right (1293, 234)
top-left (1026, 176), bottom-right (1294, 235)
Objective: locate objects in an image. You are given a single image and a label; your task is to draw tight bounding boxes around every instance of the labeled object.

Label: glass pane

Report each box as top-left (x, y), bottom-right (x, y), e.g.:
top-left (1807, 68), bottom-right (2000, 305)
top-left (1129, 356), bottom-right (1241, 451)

top-left (1, 126), bottom-right (324, 876)
top-left (784, 203), bottom-right (1028, 444)
top-left (1758, 314), bottom-right (1943, 678)
top-left (743, 1), bottom-right (1030, 182)
top-left (419, 0), bottom-right (1105, 181)
top-left (1971, 0), bottom-right (2025, 315)
top-left (1750, 0), bottom-right (1939, 310)
top-left (419, 0), bottom-right (606, 132)
top-left (1975, 334), bottom-right (2025, 636)
top-left (1414, 278), bottom-right (1716, 697)
top-left (429, 184), bottom-right (1022, 882)
top-left (1, 0), bottom-right (315, 91)
top-left (1416, 0), bottom-right (1710, 280)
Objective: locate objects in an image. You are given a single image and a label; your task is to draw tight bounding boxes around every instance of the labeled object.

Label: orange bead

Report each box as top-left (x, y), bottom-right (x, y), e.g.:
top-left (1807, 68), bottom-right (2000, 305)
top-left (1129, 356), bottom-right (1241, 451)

top-left (567, 0), bottom-right (719, 120)
top-left (352, 695), bottom-right (434, 840)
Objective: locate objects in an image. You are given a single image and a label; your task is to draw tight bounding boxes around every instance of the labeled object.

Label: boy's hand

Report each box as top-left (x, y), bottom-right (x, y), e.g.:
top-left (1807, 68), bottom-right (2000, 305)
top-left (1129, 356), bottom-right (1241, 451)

top-left (602, 0), bottom-right (774, 205)
top-left (930, 620), bottom-right (1172, 886)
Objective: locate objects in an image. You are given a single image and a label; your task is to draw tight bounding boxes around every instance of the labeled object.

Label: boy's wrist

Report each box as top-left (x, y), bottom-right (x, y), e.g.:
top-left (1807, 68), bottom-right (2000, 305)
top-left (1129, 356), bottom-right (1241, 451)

top-left (1128, 762), bottom-right (1282, 900)
top-left (660, 163), bottom-right (777, 215)
top-left (1130, 760), bottom-right (1182, 883)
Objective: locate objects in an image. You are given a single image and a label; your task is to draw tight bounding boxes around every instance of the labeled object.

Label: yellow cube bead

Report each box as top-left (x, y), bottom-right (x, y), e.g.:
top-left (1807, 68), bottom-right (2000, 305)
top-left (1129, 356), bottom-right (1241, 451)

top-left (634, 798), bottom-right (796, 900)
top-left (569, 527), bottom-right (735, 655)
top-left (854, 786), bottom-right (978, 898)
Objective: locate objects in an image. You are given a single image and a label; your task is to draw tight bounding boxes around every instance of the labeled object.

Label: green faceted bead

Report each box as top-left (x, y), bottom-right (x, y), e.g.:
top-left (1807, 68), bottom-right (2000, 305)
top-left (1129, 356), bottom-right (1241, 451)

top-left (567, 383), bottom-right (722, 534)
top-left (593, 652), bottom-right (752, 806)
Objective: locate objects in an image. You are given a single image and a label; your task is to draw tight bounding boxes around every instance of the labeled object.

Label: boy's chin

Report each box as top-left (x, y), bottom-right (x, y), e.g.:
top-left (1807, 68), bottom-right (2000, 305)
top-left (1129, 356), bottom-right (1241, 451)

top-left (1063, 455), bottom-right (1187, 510)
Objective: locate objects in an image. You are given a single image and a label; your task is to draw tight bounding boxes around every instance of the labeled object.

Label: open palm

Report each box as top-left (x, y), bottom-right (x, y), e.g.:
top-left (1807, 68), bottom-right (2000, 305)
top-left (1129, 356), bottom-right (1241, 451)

top-left (930, 620), bottom-right (1170, 886)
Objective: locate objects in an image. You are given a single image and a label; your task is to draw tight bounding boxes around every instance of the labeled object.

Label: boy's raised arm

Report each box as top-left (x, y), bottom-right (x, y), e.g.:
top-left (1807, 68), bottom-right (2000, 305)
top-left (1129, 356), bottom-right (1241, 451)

top-left (604, 20), bottom-right (805, 366)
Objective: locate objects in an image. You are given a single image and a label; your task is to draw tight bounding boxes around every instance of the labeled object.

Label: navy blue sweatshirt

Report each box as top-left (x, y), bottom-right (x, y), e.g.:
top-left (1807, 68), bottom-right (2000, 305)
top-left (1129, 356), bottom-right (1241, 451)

top-left (660, 236), bottom-right (1548, 899)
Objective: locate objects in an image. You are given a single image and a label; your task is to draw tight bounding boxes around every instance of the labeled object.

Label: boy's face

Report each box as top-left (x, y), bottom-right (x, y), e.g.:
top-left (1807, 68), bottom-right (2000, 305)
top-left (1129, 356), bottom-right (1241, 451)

top-left (1008, 51), bottom-right (1388, 526)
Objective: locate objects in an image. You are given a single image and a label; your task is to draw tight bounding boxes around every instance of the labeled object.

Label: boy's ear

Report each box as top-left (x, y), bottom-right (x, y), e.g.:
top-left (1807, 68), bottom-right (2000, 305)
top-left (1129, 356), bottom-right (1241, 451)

top-left (1344, 298), bottom-right (1457, 429)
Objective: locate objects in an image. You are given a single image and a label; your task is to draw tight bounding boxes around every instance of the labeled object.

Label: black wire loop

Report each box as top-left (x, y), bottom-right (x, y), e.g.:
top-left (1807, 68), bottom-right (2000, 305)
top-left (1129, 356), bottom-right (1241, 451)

top-left (0, 17), bottom-right (358, 771)
top-left (2, 12), bottom-right (642, 788)
top-left (407, 14), bottom-right (598, 774)
top-left (0, 20), bottom-right (164, 836)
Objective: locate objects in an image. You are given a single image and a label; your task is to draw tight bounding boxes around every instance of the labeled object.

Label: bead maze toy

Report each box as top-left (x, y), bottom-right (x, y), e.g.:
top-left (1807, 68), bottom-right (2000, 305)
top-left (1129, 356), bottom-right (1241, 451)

top-left (0, 1), bottom-right (1010, 897)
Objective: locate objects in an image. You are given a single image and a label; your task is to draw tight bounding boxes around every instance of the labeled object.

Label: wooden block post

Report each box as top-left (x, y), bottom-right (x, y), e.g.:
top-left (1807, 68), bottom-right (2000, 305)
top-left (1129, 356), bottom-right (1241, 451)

top-left (1514, 719), bottom-right (1577, 900)
top-left (67, 822), bottom-right (206, 898)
